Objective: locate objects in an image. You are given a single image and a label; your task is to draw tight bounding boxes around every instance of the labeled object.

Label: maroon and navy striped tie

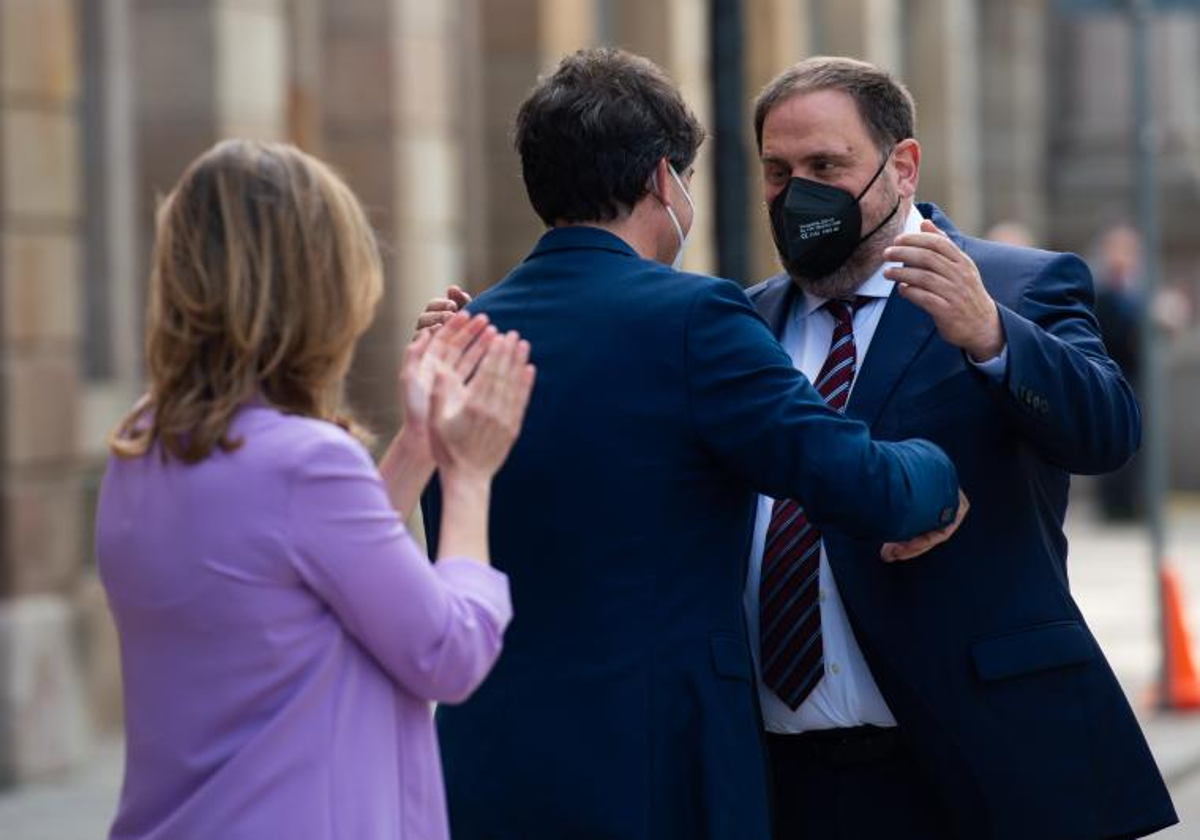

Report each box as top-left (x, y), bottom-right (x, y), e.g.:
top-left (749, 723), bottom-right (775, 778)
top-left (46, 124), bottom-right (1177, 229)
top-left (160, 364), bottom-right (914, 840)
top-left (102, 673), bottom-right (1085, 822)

top-left (759, 297), bottom-right (869, 711)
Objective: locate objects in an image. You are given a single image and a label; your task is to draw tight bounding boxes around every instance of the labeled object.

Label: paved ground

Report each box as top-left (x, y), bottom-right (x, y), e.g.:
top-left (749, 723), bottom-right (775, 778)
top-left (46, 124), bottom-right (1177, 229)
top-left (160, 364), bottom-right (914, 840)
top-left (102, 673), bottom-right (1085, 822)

top-left (1066, 493), bottom-right (1200, 838)
top-left (2, 495), bottom-right (1199, 838)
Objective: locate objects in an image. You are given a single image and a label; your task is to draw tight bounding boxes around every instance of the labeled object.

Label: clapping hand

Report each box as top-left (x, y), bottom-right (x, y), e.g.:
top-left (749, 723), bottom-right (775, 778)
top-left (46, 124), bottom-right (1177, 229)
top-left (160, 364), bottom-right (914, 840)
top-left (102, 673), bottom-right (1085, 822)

top-left (386, 310), bottom-right (533, 520)
top-left (429, 328), bottom-right (536, 481)
top-left (401, 311), bottom-right (495, 461)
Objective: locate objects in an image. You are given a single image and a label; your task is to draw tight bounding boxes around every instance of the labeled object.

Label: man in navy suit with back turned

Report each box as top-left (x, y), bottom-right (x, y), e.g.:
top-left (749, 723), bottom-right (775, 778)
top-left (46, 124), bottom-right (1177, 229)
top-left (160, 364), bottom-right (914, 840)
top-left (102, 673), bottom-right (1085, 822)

top-left (420, 48), bottom-right (965, 839)
top-left (746, 56), bottom-right (1176, 838)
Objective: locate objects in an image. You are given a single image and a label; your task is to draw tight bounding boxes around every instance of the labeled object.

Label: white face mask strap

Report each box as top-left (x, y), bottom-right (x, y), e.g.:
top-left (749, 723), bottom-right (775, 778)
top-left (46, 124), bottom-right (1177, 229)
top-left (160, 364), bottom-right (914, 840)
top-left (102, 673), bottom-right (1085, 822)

top-left (656, 165), bottom-right (691, 270)
top-left (667, 165), bottom-right (694, 218)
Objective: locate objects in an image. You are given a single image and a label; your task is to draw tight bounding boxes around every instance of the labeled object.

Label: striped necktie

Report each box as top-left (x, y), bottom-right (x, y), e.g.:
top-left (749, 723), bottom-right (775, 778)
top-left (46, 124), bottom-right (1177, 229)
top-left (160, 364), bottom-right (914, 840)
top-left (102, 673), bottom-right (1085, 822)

top-left (759, 296), bottom-right (869, 711)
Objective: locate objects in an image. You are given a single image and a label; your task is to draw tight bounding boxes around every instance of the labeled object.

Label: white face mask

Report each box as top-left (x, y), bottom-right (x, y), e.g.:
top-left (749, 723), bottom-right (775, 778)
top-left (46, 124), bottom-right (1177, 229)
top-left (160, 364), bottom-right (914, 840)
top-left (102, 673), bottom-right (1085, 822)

top-left (656, 165), bottom-right (694, 270)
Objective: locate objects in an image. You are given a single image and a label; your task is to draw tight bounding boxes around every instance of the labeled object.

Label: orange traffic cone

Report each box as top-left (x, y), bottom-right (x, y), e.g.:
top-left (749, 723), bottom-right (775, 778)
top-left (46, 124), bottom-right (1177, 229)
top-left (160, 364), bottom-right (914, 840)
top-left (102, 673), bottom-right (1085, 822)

top-left (1159, 564), bottom-right (1200, 711)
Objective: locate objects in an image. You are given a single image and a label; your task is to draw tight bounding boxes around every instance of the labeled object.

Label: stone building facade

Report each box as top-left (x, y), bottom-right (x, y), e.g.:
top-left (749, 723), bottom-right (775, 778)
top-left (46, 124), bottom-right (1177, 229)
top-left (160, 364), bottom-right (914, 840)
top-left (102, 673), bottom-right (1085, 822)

top-left (0, 0), bottom-right (1197, 786)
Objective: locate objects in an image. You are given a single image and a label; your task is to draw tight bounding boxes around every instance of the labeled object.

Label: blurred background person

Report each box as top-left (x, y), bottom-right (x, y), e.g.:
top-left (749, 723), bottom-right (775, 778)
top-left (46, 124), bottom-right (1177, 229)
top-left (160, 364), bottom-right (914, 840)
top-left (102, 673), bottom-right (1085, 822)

top-left (95, 140), bottom-right (533, 840)
top-left (1092, 221), bottom-right (1146, 521)
top-left (983, 220), bottom-right (1037, 249)
top-left (1090, 220), bottom-right (1194, 521)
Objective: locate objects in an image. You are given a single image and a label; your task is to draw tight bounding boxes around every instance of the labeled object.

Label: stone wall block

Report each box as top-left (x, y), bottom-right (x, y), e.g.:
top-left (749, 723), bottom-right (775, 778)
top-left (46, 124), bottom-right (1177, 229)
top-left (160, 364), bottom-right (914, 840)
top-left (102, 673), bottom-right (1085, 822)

top-left (1, 109), bottom-right (80, 220)
top-left (1, 354), bottom-right (79, 468)
top-left (323, 31), bottom-right (394, 127)
top-left (481, 0), bottom-right (541, 56)
top-left (0, 475), bottom-right (83, 597)
top-left (397, 132), bottom-right (458, 229)
top-left (0, 0), bottom-right (79, 102)
top-left (324, 0), bottom-right (389, 29)
top-left (397, 35), bottom-right (451, 125)
top-left (73, 574), bottom-right (123, 734)
top-left (215, 0), bottom-right (287, 139)
top-left (322, 133), bottom-right (398, 231)
top-left (2, 232), bottom-right (80, 348)
top-left (132, 4), bottom-right (215, 120)
top-left (0, 595), bottom-right (90, 785)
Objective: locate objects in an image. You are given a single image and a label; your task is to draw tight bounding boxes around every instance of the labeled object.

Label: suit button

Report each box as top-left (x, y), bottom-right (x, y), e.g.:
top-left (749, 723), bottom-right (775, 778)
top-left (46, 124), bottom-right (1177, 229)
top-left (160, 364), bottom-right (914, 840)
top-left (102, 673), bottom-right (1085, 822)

top-left (940, 507), bottom-right (955, 525)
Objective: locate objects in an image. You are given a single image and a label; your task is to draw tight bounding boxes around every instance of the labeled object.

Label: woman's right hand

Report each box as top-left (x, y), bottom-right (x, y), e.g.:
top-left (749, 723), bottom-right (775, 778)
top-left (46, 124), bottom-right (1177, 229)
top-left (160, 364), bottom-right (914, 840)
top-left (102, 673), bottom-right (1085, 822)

top-left (429, 330), bottom-right (535, 482)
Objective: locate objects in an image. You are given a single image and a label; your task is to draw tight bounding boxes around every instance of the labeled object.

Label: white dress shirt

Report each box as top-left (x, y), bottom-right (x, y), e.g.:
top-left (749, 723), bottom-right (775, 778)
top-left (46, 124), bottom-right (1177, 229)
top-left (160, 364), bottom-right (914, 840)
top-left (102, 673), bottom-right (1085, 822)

top-left (744, 206), bottom-right (1006, 733)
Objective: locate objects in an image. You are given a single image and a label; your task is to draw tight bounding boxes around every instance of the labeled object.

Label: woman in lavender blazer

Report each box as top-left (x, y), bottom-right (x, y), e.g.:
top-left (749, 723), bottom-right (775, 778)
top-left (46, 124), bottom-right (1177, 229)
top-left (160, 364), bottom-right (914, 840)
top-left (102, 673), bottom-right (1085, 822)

top-left (95, 140), bottom-right (534, 839)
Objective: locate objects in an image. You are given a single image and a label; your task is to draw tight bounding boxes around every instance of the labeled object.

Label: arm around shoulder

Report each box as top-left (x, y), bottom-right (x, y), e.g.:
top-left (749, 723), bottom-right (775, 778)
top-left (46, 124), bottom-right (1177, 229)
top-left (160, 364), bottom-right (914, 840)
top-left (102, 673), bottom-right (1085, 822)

top-left (684, 280), bottom-right (960, 542)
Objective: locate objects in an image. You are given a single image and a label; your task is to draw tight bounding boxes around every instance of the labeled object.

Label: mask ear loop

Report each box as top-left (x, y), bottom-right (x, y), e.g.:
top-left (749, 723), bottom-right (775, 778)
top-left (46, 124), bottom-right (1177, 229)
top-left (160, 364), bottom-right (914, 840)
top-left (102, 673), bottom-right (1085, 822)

top-left (853, 146), bottom-right (895, 202)
top-left (854, 146), bottom-right (901, 245)
top-left (650, 164), bottom-right (687, 268)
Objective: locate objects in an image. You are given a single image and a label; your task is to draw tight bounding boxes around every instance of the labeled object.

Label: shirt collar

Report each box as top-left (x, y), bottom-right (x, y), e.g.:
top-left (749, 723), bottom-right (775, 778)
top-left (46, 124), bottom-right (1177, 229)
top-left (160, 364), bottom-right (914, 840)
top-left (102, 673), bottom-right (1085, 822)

top-left (799, 204), bottom-right (925, 317)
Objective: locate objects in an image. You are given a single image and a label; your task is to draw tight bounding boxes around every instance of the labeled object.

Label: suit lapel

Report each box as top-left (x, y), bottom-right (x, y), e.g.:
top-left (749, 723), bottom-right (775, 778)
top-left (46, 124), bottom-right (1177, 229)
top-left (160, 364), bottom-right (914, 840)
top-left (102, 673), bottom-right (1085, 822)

top-left (846, 202), bottom-right (957, 428)
top-left (752, 274), bottom-right (798, 339)
top-left (846, 290), bottom-right (937, 428)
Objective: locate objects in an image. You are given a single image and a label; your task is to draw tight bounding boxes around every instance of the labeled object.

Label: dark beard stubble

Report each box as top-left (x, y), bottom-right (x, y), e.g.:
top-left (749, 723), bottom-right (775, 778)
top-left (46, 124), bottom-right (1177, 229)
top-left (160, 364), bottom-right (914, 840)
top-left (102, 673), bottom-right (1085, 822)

top-left (783, 187), bottom-right (905, 300)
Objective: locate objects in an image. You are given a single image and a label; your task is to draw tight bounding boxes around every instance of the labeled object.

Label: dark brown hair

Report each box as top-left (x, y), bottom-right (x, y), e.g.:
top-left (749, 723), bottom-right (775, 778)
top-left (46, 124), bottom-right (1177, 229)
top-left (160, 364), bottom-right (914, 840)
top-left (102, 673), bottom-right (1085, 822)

top-left (111, 140), bottom-right (382, 463)
top-left (515, 47), bottom-right (705, 226)
top-left (753, 56), bottom-right (916, 153)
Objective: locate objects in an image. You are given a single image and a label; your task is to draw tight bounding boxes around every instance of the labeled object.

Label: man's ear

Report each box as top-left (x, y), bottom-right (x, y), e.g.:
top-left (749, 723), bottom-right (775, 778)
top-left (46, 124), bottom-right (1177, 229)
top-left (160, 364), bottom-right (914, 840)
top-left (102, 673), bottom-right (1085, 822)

top-left (648, 157), bottom-right (674, 208)
top-left (891, 138), bottom-right (921, 200)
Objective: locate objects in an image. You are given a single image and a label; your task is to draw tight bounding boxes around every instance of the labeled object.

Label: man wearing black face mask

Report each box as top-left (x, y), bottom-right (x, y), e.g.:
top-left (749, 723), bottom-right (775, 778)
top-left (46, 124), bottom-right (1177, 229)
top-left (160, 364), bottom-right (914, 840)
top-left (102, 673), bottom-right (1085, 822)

top-left (747, 56), bottom-right (1175, 839)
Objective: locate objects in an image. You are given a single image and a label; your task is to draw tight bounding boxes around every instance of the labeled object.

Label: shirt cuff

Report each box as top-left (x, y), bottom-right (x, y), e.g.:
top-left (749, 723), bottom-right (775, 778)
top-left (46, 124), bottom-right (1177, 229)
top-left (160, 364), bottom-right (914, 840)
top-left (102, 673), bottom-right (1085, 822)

top-left (968, 344), bottom-right (1008, 381)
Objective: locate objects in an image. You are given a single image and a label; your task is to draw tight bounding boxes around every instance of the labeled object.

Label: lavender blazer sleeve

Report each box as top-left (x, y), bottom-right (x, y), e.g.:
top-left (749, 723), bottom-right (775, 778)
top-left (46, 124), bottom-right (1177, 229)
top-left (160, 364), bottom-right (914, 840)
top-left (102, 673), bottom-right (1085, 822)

top-left (289, 434), bottom-right (511, 703)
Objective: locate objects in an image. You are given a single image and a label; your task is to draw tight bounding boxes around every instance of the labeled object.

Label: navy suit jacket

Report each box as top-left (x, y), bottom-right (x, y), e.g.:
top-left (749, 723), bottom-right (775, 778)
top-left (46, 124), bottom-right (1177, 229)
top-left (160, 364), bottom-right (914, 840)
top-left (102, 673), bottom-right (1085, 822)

top-left (423, 226), bottom-right (959, 839)
top-left (747, 203), bottom-right (1176, 839)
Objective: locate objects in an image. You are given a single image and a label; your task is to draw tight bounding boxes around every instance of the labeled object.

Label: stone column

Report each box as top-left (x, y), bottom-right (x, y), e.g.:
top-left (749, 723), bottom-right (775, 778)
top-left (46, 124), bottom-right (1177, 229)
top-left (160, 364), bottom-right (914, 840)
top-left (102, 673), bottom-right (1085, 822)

top-left (389, 0), bottom-right (472, 416)
top-left (814, 0), bottom-right (902, 71)
top-left (318, 0), bottom-right (474, 435)
top-left (135, 0), bottom-right (288, 198)
top-left (77, 0), bottom-right (139, 739)
top-left (473, 0), bottom-right (601, 286)
top-left (903, 0), bottom-right (983, 235)
top-left (862, 0), bottom-right (903, 72)
top-left (745, 0), bottom-right (814, 283)
top-left (286, 0), bottom-right (325, 155)
top-left (615, 0), bottom-right (715, 275)
top-left (318, 0), bottom-right (401, 431)
top-left (0, 0), bottom-right (90, 784)
top-left (978, 0), bottom-right (1049, 240)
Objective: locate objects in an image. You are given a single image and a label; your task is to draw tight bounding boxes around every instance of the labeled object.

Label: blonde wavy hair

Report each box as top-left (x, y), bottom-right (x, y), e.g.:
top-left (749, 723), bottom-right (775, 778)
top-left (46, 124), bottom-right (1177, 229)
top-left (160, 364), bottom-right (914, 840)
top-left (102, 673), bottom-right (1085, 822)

top-left (110, 139), bottom-right (383, 463)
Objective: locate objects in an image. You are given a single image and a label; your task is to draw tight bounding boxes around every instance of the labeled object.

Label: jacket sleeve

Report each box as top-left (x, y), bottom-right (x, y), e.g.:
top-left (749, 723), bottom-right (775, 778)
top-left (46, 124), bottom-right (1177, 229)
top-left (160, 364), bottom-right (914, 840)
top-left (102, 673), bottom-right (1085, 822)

top-left (684, 279), bottom-right (960, 542)
top-left (988, 253), bottom-right (1141, 474)
top-left (288, 434), bottom-right (510, 704)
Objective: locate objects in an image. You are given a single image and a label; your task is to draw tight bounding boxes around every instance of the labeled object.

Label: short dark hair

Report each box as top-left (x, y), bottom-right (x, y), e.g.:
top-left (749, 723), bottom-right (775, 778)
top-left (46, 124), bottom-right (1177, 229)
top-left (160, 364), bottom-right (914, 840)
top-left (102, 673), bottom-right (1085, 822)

top-left (753, 56), bottom-right (916, 153)
top-left (514, 48), bottom-right (705, 226)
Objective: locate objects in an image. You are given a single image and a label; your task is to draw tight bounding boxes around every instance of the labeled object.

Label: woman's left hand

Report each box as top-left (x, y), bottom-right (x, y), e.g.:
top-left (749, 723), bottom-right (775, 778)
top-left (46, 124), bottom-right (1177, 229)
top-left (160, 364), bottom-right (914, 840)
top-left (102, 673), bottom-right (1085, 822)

top-left (400, 312), bottom-right (495, 460)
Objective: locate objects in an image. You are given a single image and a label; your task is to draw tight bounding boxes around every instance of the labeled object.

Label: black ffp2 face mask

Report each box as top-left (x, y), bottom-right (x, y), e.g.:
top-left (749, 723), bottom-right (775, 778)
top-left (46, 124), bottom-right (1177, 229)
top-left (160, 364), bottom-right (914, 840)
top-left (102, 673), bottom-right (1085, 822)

top-left (768, 149), bottom-right (899, 279)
